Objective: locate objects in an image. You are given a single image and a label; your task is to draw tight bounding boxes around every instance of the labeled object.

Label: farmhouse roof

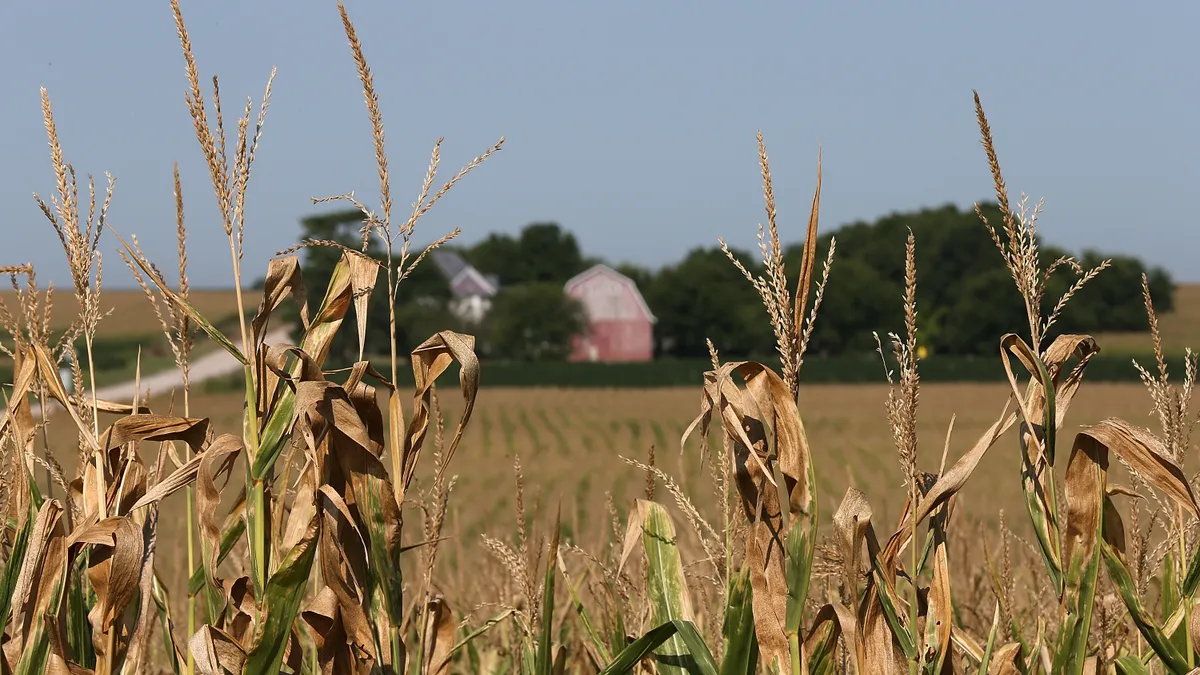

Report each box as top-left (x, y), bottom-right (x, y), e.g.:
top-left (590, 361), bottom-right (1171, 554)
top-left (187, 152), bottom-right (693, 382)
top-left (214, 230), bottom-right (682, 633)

top-left (430, 250), bottom-right (498, 298)
top-left (564, 264), bottom-right (656, 323)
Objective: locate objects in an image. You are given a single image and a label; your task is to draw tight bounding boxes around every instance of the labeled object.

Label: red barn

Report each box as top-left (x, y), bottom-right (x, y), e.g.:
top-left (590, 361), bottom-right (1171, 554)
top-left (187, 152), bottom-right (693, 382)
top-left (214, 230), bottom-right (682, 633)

top-left (565, 264), bottom-right (656, 362)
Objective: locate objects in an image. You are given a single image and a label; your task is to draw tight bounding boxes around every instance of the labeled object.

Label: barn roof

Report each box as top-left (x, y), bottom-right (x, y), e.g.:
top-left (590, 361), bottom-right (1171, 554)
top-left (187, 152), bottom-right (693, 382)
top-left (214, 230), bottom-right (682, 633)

top-left (430, 250), bottom-right (498, 298)
top-left (564, 264), bottom-right (656, 323)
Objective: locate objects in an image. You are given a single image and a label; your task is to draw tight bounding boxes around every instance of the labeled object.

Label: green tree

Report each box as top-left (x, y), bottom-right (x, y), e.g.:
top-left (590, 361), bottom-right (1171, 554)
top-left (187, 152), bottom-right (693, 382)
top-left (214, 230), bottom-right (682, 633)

top-left (466, 222), bottom-right (587, 286)
top-left (485, 282), bottom-right (586, 360)
top-left (1053, 250), bottom-right (1175, 333)
top-left (645, 247), bottom-right (774, 358)
top-left (463, 233), bottom-right (522, 286)
top-left (772, 202), bottom-right (1175, 355)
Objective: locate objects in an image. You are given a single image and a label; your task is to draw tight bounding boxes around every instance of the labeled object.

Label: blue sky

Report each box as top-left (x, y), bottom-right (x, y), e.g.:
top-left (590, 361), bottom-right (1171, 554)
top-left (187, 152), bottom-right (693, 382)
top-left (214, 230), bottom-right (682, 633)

top-left (1, 1), bottom-right (1196, 287)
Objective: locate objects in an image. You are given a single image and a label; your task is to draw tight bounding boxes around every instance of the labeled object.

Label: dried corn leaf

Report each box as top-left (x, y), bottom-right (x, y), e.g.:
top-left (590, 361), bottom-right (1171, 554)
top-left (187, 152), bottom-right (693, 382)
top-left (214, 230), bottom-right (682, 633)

top-left (302, 586), bottom-right (375, 675)
top-left (301, 251), bottom-right (373, 369)
top-left (401, 331), bottom-right (478, 497)
top-left (1086, 419), bottom-right (1199, 519)
top-left (833, 487), bottom-right (875, 607)
top-left (921, 506), bottom-right (952, 675)
top-left (189, 625), bottom-right (246, 675)
top-left (999, 333), bottom-right (1099, 596)
top-left (70, 516), bottom-right (143, 668)
top-left (1051, 431), bottom-right (1106, 673)
top-left (251, 254), bottom-right (309, 348)
top-left (988, 643), bottom-right (1026, 675)
top-left (32, 343), bottom-right (100, 452)
top-left (899, 400), bottom-right (1015, 533)
top-left (683, 360), bottom-right (816, 671)
top-left (423, 596), bottom-right (455, 675)
top-left (315, 384), bottom-right (406, 671)
top-left (195, 434), bottom-right (245, 617)
top-left (98, 414), bottom-right (210, 454)
top-left (5, 499), bottom-right (67, 672)
top-left (348, 254), bottom-right (378, 363)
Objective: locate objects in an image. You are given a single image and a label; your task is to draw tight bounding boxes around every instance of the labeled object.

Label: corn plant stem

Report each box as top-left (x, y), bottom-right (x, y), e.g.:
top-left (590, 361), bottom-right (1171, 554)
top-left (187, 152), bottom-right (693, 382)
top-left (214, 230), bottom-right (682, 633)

top-left (390, 626), bottom-right (403, 673)
top-left (386, 260), bottom-right (403, 509)
top-left (909, 487), bottom-right (919, 675)
top-left (790, 635), bottom-right (802, 675)
top-left (184, 382), bottom-right (196, 675)
top-left (227, 235), bottom-right (267, 592)
top-left (1180, 504), bottom-right (1193, 668)
top-left (251, 476), bottom-right (268, 589)
top-left (84, 331), bottom-right (105, 519)
top-left (388, 265), bottom-right (398, 390)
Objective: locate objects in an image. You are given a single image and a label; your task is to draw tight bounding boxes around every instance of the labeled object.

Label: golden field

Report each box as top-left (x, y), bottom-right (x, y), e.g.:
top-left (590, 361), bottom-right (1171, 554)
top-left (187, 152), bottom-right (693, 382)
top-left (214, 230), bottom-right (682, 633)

top-left (0, 288), bottom-right (260, 338)
top-left (36, 380), bottom-right (1158, 591)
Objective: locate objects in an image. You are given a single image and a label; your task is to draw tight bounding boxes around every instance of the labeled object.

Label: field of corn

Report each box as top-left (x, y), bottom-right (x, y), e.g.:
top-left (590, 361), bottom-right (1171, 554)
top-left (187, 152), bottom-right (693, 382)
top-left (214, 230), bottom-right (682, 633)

top-left (4, 2), bottom-right (1200, 674)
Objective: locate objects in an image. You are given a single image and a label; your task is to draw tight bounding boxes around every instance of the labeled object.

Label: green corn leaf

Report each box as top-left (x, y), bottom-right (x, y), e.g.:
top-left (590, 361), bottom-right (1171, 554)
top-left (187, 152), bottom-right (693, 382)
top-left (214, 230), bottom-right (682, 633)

top-left (1165, 552), bottom-right (1181, 620)
top-left (151, 575), bottom-right (184, 675)
top-left (1114, 655), bottom-right (1153, 675)
top-left (188, 511), bottom-right (246, 595)
top-left (251, 385), bottom-right (297, 479)
top-left (803, 606), bottom-right (842, 675)
top-left (243, 464), bottom-right (319, 675)
top-left (536, 509), bottom-right (561, 675)
top-left (1103, 540), bottom-right (1189, 673)
top-left (599, 621), bottom-right (716, 675)
top-left (623, 500), bottom-right (696, 674)
top-left (599, 621), bottom-right (682, 675)
top-left (437, 609), bottom-right (516, 672)
top-left (1001, 334), bottom-right (1064, 593)
top-left (522, 641), bottom-right (537, 675)
top-left (67, 554), bottom-right (94, 671)
top-left (720, 567), bottom-right (758, 675)
top-left (1180, 545), bottom-right (1200, 601)
top-left (671, 622), bottom-right (720, 675)
top-left (978, 603), bottom-right (1001, 674)
top-left (559, 553), bottom-right (612, 665)
top-left (13, 621), bottom-right (53, 675)
top-left (870, 560), bottom-right (917, 659)
top-left (0, 512), bottom-right (32, 631)
top-left (784, 480), bottom-right (817, 661)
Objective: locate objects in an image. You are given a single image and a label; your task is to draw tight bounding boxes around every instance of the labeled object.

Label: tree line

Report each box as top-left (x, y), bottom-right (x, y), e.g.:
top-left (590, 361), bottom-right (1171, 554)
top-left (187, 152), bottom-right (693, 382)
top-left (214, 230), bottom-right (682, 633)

top-left (293, 203), bottom-right (1173, 365)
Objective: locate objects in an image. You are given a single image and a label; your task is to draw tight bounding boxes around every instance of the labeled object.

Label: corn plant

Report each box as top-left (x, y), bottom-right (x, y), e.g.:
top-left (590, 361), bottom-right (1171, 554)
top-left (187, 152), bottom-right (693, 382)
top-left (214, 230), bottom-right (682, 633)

top-left (0, 1), bottom-right (504, 672)
top-left (4, 1), bottom-right (1200, 670)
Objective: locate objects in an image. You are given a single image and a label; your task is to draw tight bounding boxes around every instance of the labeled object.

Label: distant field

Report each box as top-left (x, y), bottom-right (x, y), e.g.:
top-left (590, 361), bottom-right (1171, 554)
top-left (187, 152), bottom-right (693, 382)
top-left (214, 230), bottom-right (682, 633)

top-left (3, 282), bottom-right (1193, 354)
top-left (37, 381), bottom-right (1158, 593)
top-left (0, 288), bottom-right (260, 338)
top-left (1095, 281), bottom-right (1200, 355)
